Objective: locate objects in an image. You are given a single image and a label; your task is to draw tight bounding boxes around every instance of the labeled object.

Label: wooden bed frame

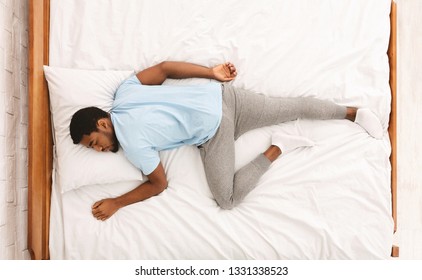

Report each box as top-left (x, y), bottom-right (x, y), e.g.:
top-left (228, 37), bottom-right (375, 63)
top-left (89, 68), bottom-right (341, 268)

top-left (27, 0), bottom-right (399, 260)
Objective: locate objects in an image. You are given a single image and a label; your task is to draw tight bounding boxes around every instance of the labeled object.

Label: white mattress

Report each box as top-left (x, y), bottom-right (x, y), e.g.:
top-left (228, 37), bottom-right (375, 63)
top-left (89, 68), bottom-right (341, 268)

top-left (48, 0), bottom-right (394, 259)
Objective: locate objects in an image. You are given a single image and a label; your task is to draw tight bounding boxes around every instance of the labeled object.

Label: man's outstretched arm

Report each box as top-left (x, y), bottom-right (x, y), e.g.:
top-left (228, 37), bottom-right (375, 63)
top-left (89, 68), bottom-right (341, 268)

top-left (91, 163), bottom-right (168, 221)
top-left (136, 61), bottom-right (237, 85)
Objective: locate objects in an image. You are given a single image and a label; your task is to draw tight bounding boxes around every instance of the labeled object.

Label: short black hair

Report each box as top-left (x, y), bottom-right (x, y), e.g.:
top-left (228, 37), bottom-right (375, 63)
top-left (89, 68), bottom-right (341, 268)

top-left (69, 107), bottom-right (109, 144)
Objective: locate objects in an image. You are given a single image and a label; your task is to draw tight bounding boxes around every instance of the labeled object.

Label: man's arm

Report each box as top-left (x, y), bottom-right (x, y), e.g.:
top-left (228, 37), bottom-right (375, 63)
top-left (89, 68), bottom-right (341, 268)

top-left (136, 61), bottom-right (237, 85)
top-left (91, 163), bottom-right (168, 221)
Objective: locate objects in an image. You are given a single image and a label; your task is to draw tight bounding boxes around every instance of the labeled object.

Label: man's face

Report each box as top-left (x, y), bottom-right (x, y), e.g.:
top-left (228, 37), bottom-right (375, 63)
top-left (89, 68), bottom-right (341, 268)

top-left (80, 118), bottom-right (119, 153)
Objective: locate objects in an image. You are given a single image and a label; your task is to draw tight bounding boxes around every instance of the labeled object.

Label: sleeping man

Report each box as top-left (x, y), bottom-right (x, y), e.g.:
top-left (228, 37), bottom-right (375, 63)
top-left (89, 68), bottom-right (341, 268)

top-left (69, 61), bottom-right (383, 221)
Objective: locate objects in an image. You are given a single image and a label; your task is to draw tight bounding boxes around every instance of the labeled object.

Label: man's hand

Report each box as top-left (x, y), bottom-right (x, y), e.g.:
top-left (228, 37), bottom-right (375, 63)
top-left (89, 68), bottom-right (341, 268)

top-left (91, 163), bottom-right (167, 221)
top-left (92, 198), bottom-right (121, 221)
top-left (212, 62), bottom-right (237, 82)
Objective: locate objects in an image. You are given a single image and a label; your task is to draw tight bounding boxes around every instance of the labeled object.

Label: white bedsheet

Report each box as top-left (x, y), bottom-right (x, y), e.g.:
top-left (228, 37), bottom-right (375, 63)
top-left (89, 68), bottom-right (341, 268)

top-left (48, 0), bottom-right (394, 259)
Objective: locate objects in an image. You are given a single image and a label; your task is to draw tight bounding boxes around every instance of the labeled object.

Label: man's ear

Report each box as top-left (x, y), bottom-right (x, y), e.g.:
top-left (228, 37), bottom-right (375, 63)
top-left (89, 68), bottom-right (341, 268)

top-left (97, 118), bottom-right (108, 129)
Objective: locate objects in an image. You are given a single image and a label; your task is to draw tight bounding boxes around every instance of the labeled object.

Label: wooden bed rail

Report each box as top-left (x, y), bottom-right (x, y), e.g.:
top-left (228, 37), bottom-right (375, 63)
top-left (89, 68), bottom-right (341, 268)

top-left (28, 0), bottom-right (52, 260)
top-left (388, 0), bottom-right (397, 234)
top-left (387, 1), bottom-right (398, 258)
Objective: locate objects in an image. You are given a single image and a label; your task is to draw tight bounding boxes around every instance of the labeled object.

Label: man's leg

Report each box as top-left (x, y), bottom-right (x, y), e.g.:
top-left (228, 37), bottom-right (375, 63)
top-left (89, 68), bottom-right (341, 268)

top-left (223, 86), bottom-right (348, 140)
top-left (199, 104), bottom-right (272, 209)
top-left (227, 86), bottom-right (382, 139)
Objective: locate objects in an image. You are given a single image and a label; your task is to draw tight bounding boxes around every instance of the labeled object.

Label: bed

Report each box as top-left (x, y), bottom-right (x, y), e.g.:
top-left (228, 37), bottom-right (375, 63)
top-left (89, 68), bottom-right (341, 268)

top-left (28, 0), bottom-right (398, 259)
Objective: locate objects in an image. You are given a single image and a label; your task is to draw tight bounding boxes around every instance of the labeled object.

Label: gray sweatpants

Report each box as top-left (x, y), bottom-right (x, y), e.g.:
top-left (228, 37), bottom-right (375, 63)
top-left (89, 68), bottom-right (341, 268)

top-left (199, 85), bottom-right (346, 210)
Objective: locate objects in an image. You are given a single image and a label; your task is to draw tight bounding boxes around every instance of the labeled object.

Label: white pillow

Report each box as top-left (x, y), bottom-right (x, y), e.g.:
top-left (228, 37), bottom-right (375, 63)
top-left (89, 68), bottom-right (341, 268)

top-left (44, 66), bottom-right (145, 193)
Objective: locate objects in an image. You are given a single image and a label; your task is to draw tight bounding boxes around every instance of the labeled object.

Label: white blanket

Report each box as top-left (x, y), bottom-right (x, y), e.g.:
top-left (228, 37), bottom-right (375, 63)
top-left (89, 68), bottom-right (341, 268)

top-left (49, 0), bottom-right (394, 259)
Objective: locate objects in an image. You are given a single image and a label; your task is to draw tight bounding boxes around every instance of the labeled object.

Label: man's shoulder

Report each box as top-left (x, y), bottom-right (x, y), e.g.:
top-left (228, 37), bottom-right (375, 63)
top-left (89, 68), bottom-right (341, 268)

top-left (115, 75), bottom-right (143, 96)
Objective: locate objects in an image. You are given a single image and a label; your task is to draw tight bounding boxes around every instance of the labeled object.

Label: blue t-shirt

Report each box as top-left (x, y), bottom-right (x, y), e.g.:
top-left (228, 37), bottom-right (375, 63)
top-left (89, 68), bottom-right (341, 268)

top-left (111, 75), bottom-right (222, 175)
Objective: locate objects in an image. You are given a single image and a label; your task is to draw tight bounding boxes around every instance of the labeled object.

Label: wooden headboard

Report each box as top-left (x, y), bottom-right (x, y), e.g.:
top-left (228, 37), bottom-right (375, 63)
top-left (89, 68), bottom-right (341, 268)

top-left (27, 0), bottom-right (398, 259)
top-left (28, 0), bottom-right (51, 260)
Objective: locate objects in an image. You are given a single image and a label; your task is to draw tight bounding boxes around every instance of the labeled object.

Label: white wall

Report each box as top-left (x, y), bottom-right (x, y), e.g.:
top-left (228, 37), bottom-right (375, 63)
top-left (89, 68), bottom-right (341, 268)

top-left (0, 0), bottom-right (30, 260)
top-left (395, 0), bottom-right (422, 259)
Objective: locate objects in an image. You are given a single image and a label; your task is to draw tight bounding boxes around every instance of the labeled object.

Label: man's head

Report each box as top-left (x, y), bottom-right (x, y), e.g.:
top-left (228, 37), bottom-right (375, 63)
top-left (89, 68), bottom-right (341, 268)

top-left (70, 107), bottom-right (119, 153)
